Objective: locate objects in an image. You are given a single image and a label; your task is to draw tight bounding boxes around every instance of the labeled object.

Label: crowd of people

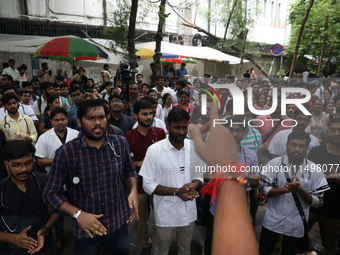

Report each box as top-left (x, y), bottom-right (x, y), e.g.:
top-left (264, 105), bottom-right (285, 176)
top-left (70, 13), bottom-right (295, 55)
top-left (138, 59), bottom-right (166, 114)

top-left (0, 57), bottom-right (339, 255)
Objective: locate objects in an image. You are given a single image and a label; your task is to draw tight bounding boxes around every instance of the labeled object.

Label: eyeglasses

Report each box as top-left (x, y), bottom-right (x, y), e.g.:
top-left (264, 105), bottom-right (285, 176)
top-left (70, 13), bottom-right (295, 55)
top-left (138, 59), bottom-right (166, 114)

top-left (111, 100), bottom-right (123, 104)
top-left (329, 128), bottom-right (340, 134)
top-left (228, 128), bottom-right (244, 134)
top-left (8, 159), bottom-right (34, 169)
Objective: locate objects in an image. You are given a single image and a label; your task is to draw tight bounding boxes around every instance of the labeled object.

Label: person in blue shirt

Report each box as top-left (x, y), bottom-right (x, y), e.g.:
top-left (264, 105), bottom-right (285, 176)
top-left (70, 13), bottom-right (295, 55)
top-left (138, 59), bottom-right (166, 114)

top-left (175, 63), bottom-right (187, 78)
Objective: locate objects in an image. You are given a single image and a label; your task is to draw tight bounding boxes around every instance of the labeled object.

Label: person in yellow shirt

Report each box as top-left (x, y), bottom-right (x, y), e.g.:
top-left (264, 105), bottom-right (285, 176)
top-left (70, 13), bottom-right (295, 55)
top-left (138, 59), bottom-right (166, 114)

top-left (0, 93), bottom-right (37, 142)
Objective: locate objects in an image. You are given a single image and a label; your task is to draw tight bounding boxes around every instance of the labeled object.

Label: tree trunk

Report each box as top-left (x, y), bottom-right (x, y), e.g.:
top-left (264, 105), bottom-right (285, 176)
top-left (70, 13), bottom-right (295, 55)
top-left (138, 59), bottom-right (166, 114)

top-left (238, 29), bottom-right (248, 77)
top-left (128, 0), bottom-right (138, 71)
top-left (289, 0), bottom-right (315, 78)
top-left (151, 0), bottom-right (167, 87)
top-left (223, 0), bottom-right (239, 39)
top-left (318, 4), bottom-right (330, 75)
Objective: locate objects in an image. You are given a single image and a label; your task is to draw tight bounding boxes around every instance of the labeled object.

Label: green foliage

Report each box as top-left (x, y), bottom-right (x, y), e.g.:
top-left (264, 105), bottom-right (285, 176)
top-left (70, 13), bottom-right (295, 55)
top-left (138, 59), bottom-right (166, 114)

top-left (104, 0), bottom-right (155, 54)
top-left (286, 0), bottom-right (340, 67)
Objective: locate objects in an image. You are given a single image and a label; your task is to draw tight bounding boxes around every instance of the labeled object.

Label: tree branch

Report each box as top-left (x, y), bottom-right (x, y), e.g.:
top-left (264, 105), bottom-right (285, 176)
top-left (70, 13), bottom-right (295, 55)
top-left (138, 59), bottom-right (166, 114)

top-left (167, 0), bottom-right (268, 77)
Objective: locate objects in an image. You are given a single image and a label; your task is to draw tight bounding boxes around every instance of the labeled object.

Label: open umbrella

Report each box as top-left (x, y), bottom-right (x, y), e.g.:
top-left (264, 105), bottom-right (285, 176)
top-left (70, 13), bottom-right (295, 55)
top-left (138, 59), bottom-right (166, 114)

top-left (33, 37), bottom-right (108, 61)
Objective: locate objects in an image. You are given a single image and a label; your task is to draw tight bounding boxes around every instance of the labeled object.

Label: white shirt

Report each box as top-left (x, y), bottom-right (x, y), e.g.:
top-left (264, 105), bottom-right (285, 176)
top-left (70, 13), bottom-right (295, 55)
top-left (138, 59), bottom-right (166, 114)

top-left (32, 97), bottom-right (47, 116)
top-left (35, 127), bottom-right (79, 173)
top-left (2, 67), bottom-right (20, 84)
top-left (139, 138), bottom-right (204, 227)
top-left (155, 104), bottom-right (164, 122)
top-left (261, 155), bottom-right (329, 238)
top-left (132, 117), bottom-right (166, 133)
top-left (268, 128), bottom-right (320, 157)
top-left (0, 104), bottom-right (38, 121)
top-left (152, 87), bottom-right (175, 105)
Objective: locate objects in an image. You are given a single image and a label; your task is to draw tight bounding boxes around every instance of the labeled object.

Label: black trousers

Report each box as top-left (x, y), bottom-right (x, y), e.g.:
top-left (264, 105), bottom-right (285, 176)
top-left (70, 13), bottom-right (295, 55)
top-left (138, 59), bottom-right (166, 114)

top-left (259, 226), bottom-right (305, 255)
top-left (204, 212), bottom-right (214, 255)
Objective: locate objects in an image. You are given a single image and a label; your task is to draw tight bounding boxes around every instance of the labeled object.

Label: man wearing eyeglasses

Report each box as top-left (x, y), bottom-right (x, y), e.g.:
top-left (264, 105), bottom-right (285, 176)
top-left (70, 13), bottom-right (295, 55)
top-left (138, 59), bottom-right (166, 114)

top-left (307, 117), bottom-right (340, 255)
top-left (268, 108), bottom-right (320, 159)
top-left (108, 93), bottom-right (133, 134)
top-left (0, 140), bottom-right (60, 254)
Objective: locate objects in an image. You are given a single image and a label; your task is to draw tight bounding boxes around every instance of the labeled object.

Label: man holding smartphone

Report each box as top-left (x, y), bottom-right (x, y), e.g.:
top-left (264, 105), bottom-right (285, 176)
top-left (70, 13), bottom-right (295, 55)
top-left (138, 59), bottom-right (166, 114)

top-left (38, 63), bottom-right (51, 83)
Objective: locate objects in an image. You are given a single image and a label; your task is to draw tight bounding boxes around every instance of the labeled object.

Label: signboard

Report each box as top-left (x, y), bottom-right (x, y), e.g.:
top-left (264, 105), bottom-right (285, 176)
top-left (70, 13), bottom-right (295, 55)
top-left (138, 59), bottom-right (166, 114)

top-left (270, 44), bottom-right (284, 56)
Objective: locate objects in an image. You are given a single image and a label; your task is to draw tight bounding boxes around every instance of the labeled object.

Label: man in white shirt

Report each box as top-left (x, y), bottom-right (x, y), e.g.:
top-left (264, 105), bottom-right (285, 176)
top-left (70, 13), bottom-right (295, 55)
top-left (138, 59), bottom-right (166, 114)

top-left (152, 75), bottom-right (174, 105)
top-left (268, 108), bottom-right (320, 158)
top-left (1, 59), bottom-right (20, 87)
top-left (260, 131), bottom-right (329, 255)
top-left (139, 107), bottom-right (204, 255)
top-left (35, 107), bottom-right (79, 173)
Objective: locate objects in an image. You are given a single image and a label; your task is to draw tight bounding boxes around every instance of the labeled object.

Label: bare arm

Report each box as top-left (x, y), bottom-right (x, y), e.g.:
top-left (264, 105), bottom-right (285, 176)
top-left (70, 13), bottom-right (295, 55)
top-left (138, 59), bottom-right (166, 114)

top-left (190, 104), bottom-right (259, 255)
top-left (126, 177), bottom-right (139, 221)
top-left (37, 158), bottom-right (53, 167)
top-left (58, 201), bottom-right (107, 238)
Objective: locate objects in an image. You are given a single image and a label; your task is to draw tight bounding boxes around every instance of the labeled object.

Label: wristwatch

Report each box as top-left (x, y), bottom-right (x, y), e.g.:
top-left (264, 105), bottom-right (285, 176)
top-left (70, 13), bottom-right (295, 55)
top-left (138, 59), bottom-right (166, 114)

top-left (174, 188), bottom-right (179, 196)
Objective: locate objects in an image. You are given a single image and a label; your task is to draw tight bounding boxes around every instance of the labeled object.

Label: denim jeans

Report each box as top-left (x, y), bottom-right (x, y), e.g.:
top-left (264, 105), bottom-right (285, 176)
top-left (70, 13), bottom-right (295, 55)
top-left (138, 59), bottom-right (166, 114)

top-left (73, 224), bottom-right (130, 255)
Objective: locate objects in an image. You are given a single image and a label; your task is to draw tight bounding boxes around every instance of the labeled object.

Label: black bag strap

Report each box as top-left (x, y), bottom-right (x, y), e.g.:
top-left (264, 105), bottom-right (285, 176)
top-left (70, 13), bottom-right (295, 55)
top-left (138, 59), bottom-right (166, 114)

top-left (262, 118), bottom-right (283, 144)
top-left (283, 169), bottom-right (308, 230)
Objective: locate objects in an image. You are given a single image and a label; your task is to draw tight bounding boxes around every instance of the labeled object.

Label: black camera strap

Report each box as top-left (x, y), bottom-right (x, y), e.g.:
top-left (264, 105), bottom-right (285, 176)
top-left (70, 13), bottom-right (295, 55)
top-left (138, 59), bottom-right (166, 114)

top-left (283, 171), bottom-right (308, 231)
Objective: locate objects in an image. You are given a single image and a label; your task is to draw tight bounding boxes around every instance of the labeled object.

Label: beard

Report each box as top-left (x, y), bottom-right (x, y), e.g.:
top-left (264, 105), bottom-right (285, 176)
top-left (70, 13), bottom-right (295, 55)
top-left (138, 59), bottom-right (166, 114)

top-left (138, 118), bottom-right (152, 128)
top-left (82, 126), bottom-right (106, 141)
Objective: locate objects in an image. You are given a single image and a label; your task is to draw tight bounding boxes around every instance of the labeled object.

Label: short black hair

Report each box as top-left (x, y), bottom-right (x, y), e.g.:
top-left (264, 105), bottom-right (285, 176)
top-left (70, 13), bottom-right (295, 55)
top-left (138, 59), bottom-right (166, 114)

top-left (51, 107), bottom-right (68, 119)
top-left (177, 79), bottom-right (187, 88)
top-left (333, 95), bottom-right (340, 105)
top-left (70, 86), bottom-right (85, 95)
top-left (287, 131), bottom-right (311, 146)
top-left (168, 107), bottom-right (190, 124)
top-left (77, 99), bottom-right (109, 119)
top-left (60, 83), bottom-right (68, 89)
top-left (329, 117), bottom-right (340, 127)
top-left (1, 93), bottom-right (19, 105)
top-left (179, 90), bottom-right (190, 97)
top-left (147, 89), bottom-right (157, 95)
top-left (133, 99), bottom-right (154, 114)
top-left (136, 73), bottom-right (143, 78)
top-left (53, 83), bottom-right (60, 88)
top-left (22, 82), bottom-right (32, 88)
top-left (141, 83), bottom-right (150, 89)
top-left (157, 75), bottom-right (165, 82)
top-left (1, 86), bottom-right (17, 96)
top-left (31, 78), bottom-right (39, 83)
top-left (2, 140), bottom-right (35, 161)
top-left (108, 93), bottom-right (124, 103)
top-left (141, 96), bottom-right (157, 105)
top-left (21, 90), bottom-right (31, 96)
top-left (2, 75), bottom-right (13, 81)
top-left (294, 108), bottom-right (311, 119)
top-left (41, 62), bottom-right (48, 68)
top-left (40, 82), bottom-right (53, 92)
top-left (224, 115), bottom-right (247, 130)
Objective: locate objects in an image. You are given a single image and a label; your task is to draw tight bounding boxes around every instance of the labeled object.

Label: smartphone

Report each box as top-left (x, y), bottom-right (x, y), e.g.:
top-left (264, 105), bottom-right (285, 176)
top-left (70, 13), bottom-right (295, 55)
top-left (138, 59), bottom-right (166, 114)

top-left (48, 70), bottom-right (52, 76)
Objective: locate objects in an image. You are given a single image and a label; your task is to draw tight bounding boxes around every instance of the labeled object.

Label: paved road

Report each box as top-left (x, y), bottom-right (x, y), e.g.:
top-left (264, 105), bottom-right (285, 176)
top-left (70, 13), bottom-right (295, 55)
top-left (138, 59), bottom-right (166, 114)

top-left (57, 205), bottom-right (321, 255)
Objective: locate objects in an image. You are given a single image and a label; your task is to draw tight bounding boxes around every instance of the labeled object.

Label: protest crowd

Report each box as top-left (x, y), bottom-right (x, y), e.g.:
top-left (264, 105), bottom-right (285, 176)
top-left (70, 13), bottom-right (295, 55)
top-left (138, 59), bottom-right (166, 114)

top-left (0, 58), bottom-right (340, 255)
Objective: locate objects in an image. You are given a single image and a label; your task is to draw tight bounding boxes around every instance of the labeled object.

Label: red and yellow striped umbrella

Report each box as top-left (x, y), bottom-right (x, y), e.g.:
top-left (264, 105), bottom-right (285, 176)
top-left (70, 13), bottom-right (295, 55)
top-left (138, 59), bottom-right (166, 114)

top-left (33, 37), bottom-right (108, 61)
